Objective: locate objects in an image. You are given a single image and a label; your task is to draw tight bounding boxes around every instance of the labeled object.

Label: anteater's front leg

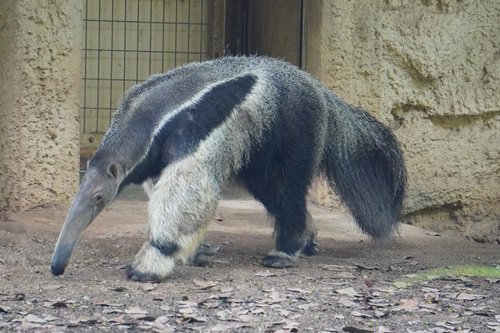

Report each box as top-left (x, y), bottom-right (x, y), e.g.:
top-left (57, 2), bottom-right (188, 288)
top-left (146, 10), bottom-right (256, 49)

top-left (127, 164), bottom-right (220, 282)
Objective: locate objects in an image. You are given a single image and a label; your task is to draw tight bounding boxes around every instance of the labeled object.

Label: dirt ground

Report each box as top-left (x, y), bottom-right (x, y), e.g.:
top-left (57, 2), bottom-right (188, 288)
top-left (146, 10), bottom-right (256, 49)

top-left (0, 186), bottom-right (499, 332)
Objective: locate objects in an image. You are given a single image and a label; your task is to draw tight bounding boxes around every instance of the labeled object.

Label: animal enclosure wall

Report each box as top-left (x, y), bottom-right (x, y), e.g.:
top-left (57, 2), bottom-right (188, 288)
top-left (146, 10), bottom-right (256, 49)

top-left (0, 0), bottom-right (81, 214)
top-left (80, 0), bottom-right (213, 166)
top-left (308, 0), bottom-right (500, 242)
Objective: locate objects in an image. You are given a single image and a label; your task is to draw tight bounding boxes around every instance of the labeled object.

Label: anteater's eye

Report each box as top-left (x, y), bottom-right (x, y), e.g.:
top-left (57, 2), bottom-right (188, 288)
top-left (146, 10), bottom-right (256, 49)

top-left (95, 194), bottom-right (103, 204)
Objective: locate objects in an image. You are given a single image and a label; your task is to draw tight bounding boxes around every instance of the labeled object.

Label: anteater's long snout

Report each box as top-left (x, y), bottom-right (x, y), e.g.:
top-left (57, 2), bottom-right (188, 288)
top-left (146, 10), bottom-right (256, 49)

top-left (51, 195), bottom-right (97, 276)
top-left (51, 241), bottom-right (77, 276)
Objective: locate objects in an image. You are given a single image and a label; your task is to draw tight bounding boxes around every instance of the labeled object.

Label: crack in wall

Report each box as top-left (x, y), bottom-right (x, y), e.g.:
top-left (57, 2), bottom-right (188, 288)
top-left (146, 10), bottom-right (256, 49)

top-left (429, 110), bottom-right (500, 129)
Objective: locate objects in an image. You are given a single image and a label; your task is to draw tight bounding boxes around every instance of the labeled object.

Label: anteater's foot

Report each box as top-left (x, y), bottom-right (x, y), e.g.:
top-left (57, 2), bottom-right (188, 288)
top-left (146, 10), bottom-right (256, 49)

top-left (126, 242), bottom-right (175, 282)
top-left (302, 238), bottom-right (319, 256)
top-left (261, 250), bottom-right (298, 268)
top-left (188, 243), bottom-right (220, 267)
top-left (126, 265), bottom-right (163, 282)
top-left (302, 211), bottom-right (319, 256)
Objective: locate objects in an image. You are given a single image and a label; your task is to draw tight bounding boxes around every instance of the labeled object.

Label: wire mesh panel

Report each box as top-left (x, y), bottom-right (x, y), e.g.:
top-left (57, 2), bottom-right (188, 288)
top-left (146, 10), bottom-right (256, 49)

top-left (80, 0), bottom-right (212, 162)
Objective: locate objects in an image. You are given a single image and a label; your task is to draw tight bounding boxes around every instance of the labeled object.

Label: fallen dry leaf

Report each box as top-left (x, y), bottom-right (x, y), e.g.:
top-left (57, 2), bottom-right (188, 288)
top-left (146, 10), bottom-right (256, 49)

top-left (377, 325), bottom-right (391, 333)
top-left (43, 299), bottom-right (70, 308)
top-left (193, 279), bottom-right (218, 290)
top-left (178, 307), bottom-right (195, 316)
top-left (221, 287), bottom-right (234, 293)
top-left (374, 310), bottom-right (387, 318)
top-left (106, 315), bottom-right (125, 324)
top-left (68, 317), bottom-right (98, 325)
top-left (0, 305), bottom-right (11, 313)
top-left (297, 303), bottom-right (318, 310)
top-left (216, 309), bottom-right (233, 321)
top-left (353, 263), bottom-right (377, 271)
top-left (255, 270), bottom-right (277, 277)
top-left (42, 284), bottom-right (64, 291)
top-left (124, 306), bottom-right (148, 315)
top-left (487, 325), bottom-right (500, 333)
top-left (160, 304), bottom-right (171, 312)
top-left (286, 287), bottom-right (311, 294)
top-left (351, 310), bottom-right (372, 318)
top-left (42, 314), bottom-right (58, 322)
top-left (267, 291), bottom-right (287, 304)
top-left (103, 308), bottom-right (124, 314)
top-left (177, 300), bottom-right (198, 308)
top-left (141, 283), bottom-right (157, 292)
top-left (252, 308), bottom-right (265, 315)
top-left (135, 315), bottom-right (156, 322)
top-left (336, 287), bottom-right (359, 297)
top-left (238, 314), bottom-right (253, 323)
top-left (210, 323), bottom-right (251, 332)
top-left (24, 314), bottom-right (46, 324)
top-left (363, 275), bottom-right (374, 288)
top-left (455, 293), bottom-right (487, 301)
top-left (155, 315), bottom-right (170, 324)
top-left (181, 314), bottom-right (208, 323)
top-left (338, 296), bottom-right (359, 308)
top-left (435, 321), bottom-right (456, 330)
top-left (319, 264), bottom-right (347, 271)
top-left (394, 298), bottom-right (419, 312)
top-left (177, 300), bottom-right (207, 323)
top-left (342, 326), bottom-right (374, 333)
top-left (283, 320), bottom-right (299, 330)
top-left (335, 272), bottom-right (357, 279)
top-left (368, 298), bottom-right (392, 308)
top-left (92, 299), bottom-right (124, 307)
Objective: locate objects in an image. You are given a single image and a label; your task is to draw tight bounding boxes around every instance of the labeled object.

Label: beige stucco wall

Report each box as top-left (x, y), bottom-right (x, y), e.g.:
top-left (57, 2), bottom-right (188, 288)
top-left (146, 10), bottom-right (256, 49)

top-left (0, 0), bottom-right (82, 217)
top-left (308, 0), bottom-right (500, 242)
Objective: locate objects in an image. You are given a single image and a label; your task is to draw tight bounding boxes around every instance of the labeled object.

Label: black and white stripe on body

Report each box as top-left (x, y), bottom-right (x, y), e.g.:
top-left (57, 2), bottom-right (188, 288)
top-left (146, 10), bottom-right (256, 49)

top-left (102, 57), bottom-right (329, 280)
top-left (104, 68), bottom-right (265, 280)
top-left (51, 56), bottom-right (406, 282)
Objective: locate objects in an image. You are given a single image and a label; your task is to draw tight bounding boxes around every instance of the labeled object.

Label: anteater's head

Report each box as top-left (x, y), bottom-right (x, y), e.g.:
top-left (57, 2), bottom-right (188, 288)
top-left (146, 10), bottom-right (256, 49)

top-left (51, 155), bottom-right (124, 276)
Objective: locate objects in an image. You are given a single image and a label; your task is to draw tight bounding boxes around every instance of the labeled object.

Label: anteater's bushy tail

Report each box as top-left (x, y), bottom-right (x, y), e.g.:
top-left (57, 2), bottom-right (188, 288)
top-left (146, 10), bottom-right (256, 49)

top-left (323, 97), bottom-right (407, 239)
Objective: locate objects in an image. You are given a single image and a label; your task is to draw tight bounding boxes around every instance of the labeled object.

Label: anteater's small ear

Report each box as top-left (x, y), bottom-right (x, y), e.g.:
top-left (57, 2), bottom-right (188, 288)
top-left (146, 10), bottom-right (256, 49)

top-left (107, 162), bottom-right (120, 180)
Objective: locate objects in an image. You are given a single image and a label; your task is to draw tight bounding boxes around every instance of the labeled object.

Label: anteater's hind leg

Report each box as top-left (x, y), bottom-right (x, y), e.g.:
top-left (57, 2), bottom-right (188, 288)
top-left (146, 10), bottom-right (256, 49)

top-left (241, 164), bottom-right (318, 268)
top-left (261, 196), bottom-right (318, 268)
top-left (302, 211), bottom-right (319, 256)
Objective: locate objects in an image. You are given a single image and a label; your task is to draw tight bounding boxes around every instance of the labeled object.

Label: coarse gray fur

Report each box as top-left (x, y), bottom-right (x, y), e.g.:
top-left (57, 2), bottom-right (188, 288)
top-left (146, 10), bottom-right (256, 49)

top-left (51, 56), bottom-right (406, 281)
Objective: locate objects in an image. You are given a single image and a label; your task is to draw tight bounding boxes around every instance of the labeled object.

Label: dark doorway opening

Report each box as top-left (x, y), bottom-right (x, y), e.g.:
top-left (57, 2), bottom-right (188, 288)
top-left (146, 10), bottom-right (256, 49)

top-left (224, 0), bottom-right (305, 67)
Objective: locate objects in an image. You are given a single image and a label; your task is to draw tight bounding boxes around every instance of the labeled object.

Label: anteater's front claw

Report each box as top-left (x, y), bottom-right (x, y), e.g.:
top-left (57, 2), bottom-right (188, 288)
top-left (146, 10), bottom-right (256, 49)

top-left (126, 264), bottom-right (163, 282)
top-left (187, 243), bottom-right (221, 266)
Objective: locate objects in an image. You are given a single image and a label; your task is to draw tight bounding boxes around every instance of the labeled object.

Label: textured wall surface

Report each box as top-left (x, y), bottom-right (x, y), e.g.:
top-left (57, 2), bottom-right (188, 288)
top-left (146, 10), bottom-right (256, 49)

top-left (0, 0), bottom-right (81, 216)
top-left (308, 0), bottom-right (499, 242)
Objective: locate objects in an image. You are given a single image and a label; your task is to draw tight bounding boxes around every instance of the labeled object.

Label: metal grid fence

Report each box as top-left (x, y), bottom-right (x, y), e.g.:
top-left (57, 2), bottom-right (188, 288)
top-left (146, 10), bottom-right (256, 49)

top-left (80, 0), bottom-right (212, 137)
